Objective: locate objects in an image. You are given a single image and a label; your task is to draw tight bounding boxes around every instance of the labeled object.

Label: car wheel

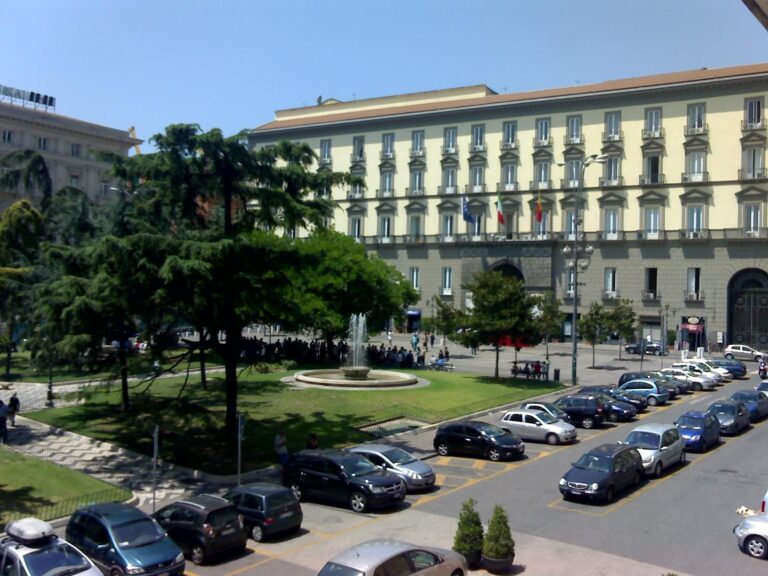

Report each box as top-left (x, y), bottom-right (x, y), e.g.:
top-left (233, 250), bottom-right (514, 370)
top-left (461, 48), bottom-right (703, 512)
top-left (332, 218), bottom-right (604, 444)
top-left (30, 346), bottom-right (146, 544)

top-left (190, 544), bottom-right (206, 566)
top-left (111, 569), bottom-right (124, 576)
top-left (607, 412), bottom-right (618, 423)
top-left (745, 535), bottom-right (768, 559)
top-left (349, 491), bottom-right (368, 513)
top-left (655, 349), bottom-right (662, 356)
top-left (604, 486), bottom-right (614, 503)
top-left (647, 396), bottom-right (659, 406)
top-left (290, 482), bottom-right (304, 502)
top-left (725, 353), bottom-right (734, 359)
top-left (581, 417), bottom-right (595, 429)
top-left (488, 448), bottom-right (502, 461)
top-left (693, 382), bottom-right (703, 392)
top-left (450, 570), bottom-right (464, 576)
top-left (251, 524), bottom-right (264, 542)
top-left (545, 433), bottom-right (560, 446)
top-left (653, 462), bottom-right (663, 478)
top-left (436, 441), bottom-right (450, 456)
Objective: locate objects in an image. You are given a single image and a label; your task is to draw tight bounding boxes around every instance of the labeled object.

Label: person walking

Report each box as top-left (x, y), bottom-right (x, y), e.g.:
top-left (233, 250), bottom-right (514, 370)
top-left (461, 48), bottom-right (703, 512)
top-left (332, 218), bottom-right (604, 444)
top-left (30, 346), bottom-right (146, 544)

top-left (0, 399), bottom-right (8, 444)
top-left (8, 392), bottom-right (19, 426)
top-left (274, 430), bottom-right (289, 467)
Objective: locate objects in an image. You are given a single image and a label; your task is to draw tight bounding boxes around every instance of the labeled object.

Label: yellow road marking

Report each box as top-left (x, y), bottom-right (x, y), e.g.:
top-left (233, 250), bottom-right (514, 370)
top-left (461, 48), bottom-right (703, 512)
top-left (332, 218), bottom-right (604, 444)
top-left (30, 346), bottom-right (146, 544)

top-left (472, 459), bottom-right (487, 470)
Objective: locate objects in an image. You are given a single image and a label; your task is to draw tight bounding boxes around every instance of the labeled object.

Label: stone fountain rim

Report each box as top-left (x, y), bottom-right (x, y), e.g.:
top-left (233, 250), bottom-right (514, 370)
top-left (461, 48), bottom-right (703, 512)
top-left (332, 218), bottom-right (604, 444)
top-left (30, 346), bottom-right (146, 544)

top-left (293, 368), bottom-right (419, 388)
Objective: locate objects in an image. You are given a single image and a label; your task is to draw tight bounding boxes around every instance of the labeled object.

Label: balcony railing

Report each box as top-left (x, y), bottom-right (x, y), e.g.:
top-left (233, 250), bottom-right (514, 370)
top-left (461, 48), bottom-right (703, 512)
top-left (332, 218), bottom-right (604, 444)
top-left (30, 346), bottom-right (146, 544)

top-left (742, 118), bottom-right (768, 131)
top-left (561, 178), bottom-right (582, 190)
top-left (465, 183), bottom-right (486, 193)
top-left (563, 290), bottom-right (575, 300)
top-left (637, 230), bottom-right (665, 240)
top-left (409, 148), bottom-right (425, 159)
top-left (681, 171), bottom-right (709, 184)
top-left (641, 290), bottom-right (661, 302)
top-left (404, 234), bottom-right (425, 244)
top-left (441, 145), bottom-right (459, 156)
top-left (602, 289), bottom-right (620, 301)
top-left (642, 127), bottom-right (665, 139)
top-left (602, 131), bottom-right (624, 143)
top-left (684, 290), bottom-right (705, 302)
top-left (319, 156), bottom-right (332, 166)
top-left (376, 188), bottom-right (395, 198)
top-left (497, 182), bottom-right (519, 192)
top-left (499, 139), bottom-right (519, 150)
top-left (563, 134), bottom-right (584, 145)
top-left (379, 150), bottom-right (395, 161)
top-left (530, 180), bottom-right (551, 191)
top-left (350, 153), bottom-right (366, 163)
top-left (679, 229), bottom-right (709, 240)
top-left (599, 176), bottom-right (624, 187)
top-left (406, 187), bottom-right (425, 197)
top-left (533, 136), bottom-right (552, 148)
top-left (743, 228), bottom-right (765, 238)
top-left (639, 174), bottom-right (666, 186)
top-left (738, 168), bottom-right (767, 181)
top-left (438, 185), bottom-right (458, 195)
top-left (348, 189), bottom-right (365, 200)
top-left (469, 142), bottom-right (487, 153)
top-left (684, 124), bottom-right (708, 136)
top-left (596, 230), bottom-right (623, 241)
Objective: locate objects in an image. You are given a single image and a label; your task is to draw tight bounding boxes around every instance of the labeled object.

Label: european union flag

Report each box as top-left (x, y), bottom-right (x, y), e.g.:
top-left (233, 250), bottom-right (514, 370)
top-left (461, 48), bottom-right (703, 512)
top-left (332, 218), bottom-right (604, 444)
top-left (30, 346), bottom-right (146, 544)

top-left (462, 196), bottom-right (476, 224)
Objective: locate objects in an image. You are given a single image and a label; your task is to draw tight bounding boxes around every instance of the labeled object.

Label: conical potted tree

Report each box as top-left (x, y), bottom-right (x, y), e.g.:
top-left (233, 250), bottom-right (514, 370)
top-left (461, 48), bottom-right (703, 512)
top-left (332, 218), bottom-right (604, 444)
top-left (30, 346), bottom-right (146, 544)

top-left (452, 498), bottom-right (484, 569)
top-left (482, 504), bottom-right (515, 573)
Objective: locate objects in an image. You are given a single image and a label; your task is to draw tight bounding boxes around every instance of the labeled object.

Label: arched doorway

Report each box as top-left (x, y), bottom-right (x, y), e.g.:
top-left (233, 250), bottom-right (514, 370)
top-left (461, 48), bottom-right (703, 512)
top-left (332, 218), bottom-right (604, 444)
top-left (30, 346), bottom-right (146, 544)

top-left (492, 262), bottom-right (524, 282)
top-left (728, 268), bottom-right (768, 348)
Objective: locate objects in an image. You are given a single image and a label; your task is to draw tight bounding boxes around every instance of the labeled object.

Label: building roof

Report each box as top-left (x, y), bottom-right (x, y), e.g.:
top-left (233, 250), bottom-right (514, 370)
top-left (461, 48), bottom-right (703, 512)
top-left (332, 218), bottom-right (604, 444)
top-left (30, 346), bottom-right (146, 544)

top-left (252, 62), bottom-right (768, 135)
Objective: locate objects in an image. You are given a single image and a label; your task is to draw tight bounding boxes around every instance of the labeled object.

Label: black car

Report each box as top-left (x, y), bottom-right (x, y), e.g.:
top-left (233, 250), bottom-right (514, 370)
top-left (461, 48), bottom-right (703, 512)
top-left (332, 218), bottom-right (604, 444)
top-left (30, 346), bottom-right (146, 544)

top-left (706, 400), bottom-right (751, 435)
top-left (223, 482), bottom-right (303, 542)
top-left (580, 385), bottom-right (648, 412)
top-left (559, 443), bottom-right (644, 502)
top-left (651, 372), bottom-right (693, 394)
top-left (591, 392), bottom-right (637, 422)
top-left (553, 394), bottom-right (608, 429)
top-left (711, 358), bottom-right (748, 379)
top-left (153, 495), bottom-right (247, 565)
top-left (624, 341), bottom-right (664, 356)
top-left (281, 449), bottom-right (406, 513)
top-left (433, 420), bottom-right (525, 461)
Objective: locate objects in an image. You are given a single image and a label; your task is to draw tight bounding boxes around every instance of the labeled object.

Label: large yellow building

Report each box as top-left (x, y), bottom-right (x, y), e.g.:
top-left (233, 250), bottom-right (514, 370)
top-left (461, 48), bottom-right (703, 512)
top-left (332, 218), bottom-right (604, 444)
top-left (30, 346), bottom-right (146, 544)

top-left (250, 63), bottom-right (768, 351)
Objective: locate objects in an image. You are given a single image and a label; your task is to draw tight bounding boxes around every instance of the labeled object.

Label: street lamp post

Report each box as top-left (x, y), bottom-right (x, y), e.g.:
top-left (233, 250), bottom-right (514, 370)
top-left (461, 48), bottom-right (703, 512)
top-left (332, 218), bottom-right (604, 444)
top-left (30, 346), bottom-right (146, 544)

top-left (561, 154), bottom-right (607, 385)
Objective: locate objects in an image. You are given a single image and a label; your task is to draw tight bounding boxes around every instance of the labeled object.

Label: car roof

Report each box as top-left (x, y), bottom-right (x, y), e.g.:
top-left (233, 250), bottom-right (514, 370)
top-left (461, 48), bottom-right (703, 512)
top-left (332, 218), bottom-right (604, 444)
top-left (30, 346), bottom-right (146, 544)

top-left (325, 539), bottom-right (423, 571)
top-left (680, 410), bottom-right (708, 418)
top-left (77, 503), bottom-right (147, 525)
top-left (504, 408), bottom-right (547, 417)
top-left (585, 443), bottom-right (636, 458)
top-left (349, 444), bottom-right (403, 454)
top-left (175, 494), bottom-right (232, 511)
top-left (626, 423), bottom-right (676, 434)
top-left (230, 482), bottom-right (291, 496)
top-left (562, 393), bottom-right (600, 400)
top-left (296, 448), bottom-right (351, 459)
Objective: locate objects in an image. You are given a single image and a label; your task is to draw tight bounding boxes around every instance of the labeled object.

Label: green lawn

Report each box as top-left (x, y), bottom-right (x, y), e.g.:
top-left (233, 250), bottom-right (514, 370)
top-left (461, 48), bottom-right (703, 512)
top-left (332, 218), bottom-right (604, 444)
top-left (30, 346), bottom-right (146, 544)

top-left (0, 445), bottom-right (131, 525)
top-left (27, 369), bottom-right (562, 475)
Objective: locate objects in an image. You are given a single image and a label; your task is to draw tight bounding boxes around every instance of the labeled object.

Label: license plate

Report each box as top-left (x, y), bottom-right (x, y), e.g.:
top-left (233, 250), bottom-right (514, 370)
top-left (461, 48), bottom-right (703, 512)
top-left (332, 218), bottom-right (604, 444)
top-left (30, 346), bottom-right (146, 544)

top-left (279, 511), bottom-right (293, 519)
top-left (570, 490), bottom-right (581, 495)
top-left (222, 527), bottom-right (236, 535)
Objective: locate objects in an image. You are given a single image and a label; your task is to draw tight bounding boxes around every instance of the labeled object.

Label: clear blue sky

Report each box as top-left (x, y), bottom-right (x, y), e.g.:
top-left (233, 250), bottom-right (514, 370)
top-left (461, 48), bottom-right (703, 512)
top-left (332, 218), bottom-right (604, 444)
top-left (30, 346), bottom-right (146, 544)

top-left (1, 0), bottom-right (766, 150)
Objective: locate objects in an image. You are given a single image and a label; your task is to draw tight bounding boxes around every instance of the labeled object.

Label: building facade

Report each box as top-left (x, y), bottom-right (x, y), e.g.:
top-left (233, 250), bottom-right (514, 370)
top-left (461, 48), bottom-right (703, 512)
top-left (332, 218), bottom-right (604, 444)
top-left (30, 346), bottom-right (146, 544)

top-left (0, 99), bottom-right (141, 207)
top-left (249, 63), bottom-right (768, 351)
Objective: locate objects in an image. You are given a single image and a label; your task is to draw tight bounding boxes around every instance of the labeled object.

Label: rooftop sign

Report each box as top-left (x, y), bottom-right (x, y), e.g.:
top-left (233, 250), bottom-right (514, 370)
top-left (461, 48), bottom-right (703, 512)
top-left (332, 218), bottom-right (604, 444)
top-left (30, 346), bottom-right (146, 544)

top-left (0, 83), bottom-right (56, 111)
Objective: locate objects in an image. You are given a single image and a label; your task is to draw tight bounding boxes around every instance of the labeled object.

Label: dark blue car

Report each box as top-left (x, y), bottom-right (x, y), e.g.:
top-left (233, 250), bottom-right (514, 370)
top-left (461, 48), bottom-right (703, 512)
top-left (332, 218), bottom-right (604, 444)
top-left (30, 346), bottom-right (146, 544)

top-left (730, 390), bottom-right (768, 421)
top-left (711, 358), bottom-right (747, 379)
top-left (674, 410), bottom-right (721, 451)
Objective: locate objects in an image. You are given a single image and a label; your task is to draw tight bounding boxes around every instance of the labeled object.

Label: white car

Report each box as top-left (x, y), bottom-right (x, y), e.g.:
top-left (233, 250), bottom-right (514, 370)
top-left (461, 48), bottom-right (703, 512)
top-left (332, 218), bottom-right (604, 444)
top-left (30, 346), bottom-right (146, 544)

top-left (672, 361), bottom-right (724, 383)
top-left (660, 367), bottom-right (717, 391)
top-left (500, 408), bottom-right (577, 445)
top-left (692, 359), bottom-right (732, 380)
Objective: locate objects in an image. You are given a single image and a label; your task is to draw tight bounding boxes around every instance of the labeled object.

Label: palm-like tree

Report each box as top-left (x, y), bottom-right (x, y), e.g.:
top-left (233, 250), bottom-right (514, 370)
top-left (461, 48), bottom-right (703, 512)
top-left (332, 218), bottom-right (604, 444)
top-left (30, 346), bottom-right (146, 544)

top-left (0, 150), bottom-right (53, 215)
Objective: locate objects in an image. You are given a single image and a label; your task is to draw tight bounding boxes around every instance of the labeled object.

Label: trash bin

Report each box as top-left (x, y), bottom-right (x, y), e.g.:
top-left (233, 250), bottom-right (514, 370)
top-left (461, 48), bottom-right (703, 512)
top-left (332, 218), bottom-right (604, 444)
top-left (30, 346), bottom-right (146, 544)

top-left (553, 368), bottom-right (561, 382)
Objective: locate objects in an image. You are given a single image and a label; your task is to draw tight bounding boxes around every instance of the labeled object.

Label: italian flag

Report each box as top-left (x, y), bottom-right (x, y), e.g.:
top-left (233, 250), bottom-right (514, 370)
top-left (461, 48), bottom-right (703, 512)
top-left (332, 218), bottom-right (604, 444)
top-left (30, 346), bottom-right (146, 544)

top-left (497, 191), bottom-right (505, 224)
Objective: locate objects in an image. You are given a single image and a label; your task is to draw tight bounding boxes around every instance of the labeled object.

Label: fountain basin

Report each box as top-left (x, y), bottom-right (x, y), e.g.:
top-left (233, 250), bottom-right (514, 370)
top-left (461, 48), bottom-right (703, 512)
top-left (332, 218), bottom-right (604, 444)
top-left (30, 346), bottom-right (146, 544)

top-left (295, 369), bottom-right (418, 388)
top-left (341, 366), bottom-right (371, 380)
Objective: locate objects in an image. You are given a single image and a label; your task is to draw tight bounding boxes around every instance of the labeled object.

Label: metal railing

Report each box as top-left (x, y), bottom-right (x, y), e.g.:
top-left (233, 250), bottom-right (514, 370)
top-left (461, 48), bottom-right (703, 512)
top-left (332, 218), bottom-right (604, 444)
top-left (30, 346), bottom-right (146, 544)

top-left (1, 485), bottom-right (131, 526)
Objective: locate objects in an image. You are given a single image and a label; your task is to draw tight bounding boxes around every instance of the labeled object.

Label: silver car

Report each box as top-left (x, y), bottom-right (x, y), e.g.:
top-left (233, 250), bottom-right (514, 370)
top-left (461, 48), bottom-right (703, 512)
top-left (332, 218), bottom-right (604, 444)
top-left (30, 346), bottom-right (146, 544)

top-left (499, 408), bottom-right (577, 445)
top-left (735, 513), bottom-right (768, 559)
top-left (621, 423), bottom-right (686, 477)
top-left (317, 539), bottom-right (468, 576)
top-left (660, 367), bottom-right (717, 391)
top-left (349, 444), bottom-right (435, 492)
top-left (725, 344), bottom-right (765, 362)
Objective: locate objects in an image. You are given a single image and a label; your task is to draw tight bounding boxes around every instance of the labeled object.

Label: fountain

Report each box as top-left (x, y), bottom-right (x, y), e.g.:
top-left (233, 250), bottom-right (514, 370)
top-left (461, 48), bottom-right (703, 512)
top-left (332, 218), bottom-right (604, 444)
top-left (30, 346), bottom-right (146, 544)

top-left (294, 314), bottom-right (418, 388)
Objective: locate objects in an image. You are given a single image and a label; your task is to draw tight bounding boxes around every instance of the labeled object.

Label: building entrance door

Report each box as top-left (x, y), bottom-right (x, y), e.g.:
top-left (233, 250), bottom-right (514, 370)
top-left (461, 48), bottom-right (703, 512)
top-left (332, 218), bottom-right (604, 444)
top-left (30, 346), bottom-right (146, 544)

top-left (728, 269), bottom-right (768, 348)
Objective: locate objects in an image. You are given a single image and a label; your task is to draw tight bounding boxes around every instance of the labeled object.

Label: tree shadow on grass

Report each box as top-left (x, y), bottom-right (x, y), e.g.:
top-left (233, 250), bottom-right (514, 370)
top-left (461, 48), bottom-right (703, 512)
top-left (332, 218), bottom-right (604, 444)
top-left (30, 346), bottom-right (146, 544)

top-left (0, 484), bottom-right (56, 522)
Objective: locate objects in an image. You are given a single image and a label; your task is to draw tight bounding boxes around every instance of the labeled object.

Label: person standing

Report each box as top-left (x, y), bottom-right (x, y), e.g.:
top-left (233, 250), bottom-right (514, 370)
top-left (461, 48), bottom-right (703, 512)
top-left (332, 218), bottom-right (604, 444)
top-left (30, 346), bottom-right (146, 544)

top-left (8, 393), bottom-right (19, 426)
top-left (274, 430), bottom-right (289, 467)
top-left (306, 433), bottom-right (319, 449)
top-left (0, 399), bottom-right (8, 444)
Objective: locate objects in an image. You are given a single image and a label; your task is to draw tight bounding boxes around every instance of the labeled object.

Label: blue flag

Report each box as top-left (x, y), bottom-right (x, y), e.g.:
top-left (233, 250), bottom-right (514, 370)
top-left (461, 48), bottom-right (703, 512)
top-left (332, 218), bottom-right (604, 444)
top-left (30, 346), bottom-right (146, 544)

top-left (462, 196), bottom-right (476, 224)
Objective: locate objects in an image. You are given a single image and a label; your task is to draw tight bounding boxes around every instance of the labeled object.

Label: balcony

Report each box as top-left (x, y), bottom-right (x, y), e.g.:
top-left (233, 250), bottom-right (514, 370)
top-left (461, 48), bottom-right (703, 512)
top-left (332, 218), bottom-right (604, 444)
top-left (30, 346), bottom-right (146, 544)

top-left (602, 290), bottom-right (620, 301)
top-left (684, 123), bottom-right (708, 136)
top-left (597, 231), bottom-right (622, 241)
top-left (533, 136), bottom-right (552, 148)
top-left (742, 118), bottom-right (768, 131)
top-left (602, 131), bottom-right (624, 143)
top-left (499, 139), bottom-right (519, 150)
top-left (379, 150), bottom-right (395, 161)
top-left (376, 188), bottom-right (395, 198)
top-left (563, 290), bottom-right (575, 300)
top-left (409, 148), bottom-right (426, 159)
top-left (441, 287), bottom-right (453, 296)
top-left (377, 235), bottom-right (394, 245)
top-left (349, 153), bottom-right (366, 163)
top-left (561, 178), bottom-right (582, 190)
top-left (563, 134), bottom-right (584, 145)
top-left (405, 234), bottom-right (425, 244)
top-left (639, 174), bottom-right (666, 186)
top-left (406, 187), bottom-right (425, 197)
top-left (469, 142), bottom-right (487, 153)
top-left (744, 228), bottom-right (765, 238)
top-left (347, 188), bottom-right (365, 200)
top-left (441, 145), bottom-right (459, 156)
top-left (684, 290), bottom-right (705, 302)
top-left (319, 156), bottom-right (332, 166)
top-left (637, 230), bottom-right (665, 240)
top-left (739, 168), bottom-right (767, 181)
top-left (438, 185), bottom-right (458, 195)
top-left (437, 235), bottom-right (455, 243)
top-left (641, 290), bottom-right (661, 302)
top-left (465, 183), bottom-right (486, 194)
top-left (680, 229), bottom-right (708, 240)
top-left (497, 182), bottom-right (519, 192)
top-left (681, 171), bottom-right (709, 184)
top-left (599, 176), bottom-right (624, 187)
top-left (530, 180), bottom-right (551, 191)
top-left (642, 127), bottom-right (665, 139)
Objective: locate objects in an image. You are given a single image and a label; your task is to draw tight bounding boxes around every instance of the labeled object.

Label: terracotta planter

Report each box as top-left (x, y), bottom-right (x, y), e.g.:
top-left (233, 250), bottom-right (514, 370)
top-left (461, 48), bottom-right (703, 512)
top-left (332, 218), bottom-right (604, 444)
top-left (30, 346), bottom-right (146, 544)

top-left (482, 553), bottom-right (515, 573)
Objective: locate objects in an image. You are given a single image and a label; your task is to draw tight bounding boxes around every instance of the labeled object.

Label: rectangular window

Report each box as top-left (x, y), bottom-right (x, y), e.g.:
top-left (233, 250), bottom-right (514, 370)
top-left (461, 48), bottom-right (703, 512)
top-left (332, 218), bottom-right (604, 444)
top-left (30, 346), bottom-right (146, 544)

top-left (382, 133), bottom-right (394, 157)
top-left (534, 210), bottom-right (549, 237)
top-left (352, 136), bottom-right (365, 160)
top-left (443, 214), bottom-right (454, 237)
top-left (37, 137), bottom-right (48, 151)
top-left (566, 159), bottom-right (581, 186)
top-left (605, 156), bottom-right (620, 182)
top-left (566, 115), bottom-right (582, 142)
top-left (444, 127), bottom-right (457, 151)
top-left (645, 155), bottom-right (661, 183)
top-left (564, 208), bottom-right (576, 238)
top-left (687, 151), bottom-right (706, 180)
top-left (645, 108), bottom-right (662, 136)
top-left (443, 167), bottom-right (456, 192)
top-left (503, 163), bottom-right (516, 188)
top-left (411, 169), bottom-right (423, 192)
top-left (471, 124), bottom-right (485, 150)
top-left (69, 175), bottom-right (80, 187)
top-left (536, 118), bottom-right (550, 144)
top-left (471, 165), bottom-right (484, 191)
top-left (644, 206), bottom-right (661, 235)
top-left (409, 214), bottom-right (422, 236)
top-left (1, 130), bottom-right (12, 144)
top-left (744, 147), bottom-right (765, 178)
top-left (566, 268), bottom-right (575, 293)
top-left (687, 267), bottom-right (701, 295)
top-left (687, 205), bottom-right (703, 233)
top-left (351, 217), bottom-right (362, 239)
top-left (646, 268), bottom-right (658, 293)
top-left (71, 143), bottom-right (81, 157)
top-left (101, 182), bottom-right (109, 196)
top-left (536, 161), bottom-right (550, 184)
top-left (604, 208), bottom-right (618, 237)
top-left (605, 111), bottom-right (621, 139)
top-left (411, 130), bottom-right (424, 154)
top-left (381, 171), bottom-right (394, 194)
top-left (502, 121), bottom-right (517, 147)
top-left (442, 267), bottom-right (453, 292)
top-left (688, 104), bottom-right (705, 132)
top-left (604, 268), bottom-right (617, 294)
top-left (745, 204), bottom-right (762, 234)
top-left (320, 139), bottom-right (331, 161)
top-left (746, 98), bottom-right (763, 127)
top-left (410, 267), bottom-right (420, 291)
top-left (380, 216), bottom-right (392, 238)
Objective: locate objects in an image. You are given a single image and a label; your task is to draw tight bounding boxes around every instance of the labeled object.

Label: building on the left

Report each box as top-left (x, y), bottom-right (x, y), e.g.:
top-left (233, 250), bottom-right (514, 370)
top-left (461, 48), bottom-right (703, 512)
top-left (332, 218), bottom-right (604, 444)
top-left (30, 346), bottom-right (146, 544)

top-left (0, 91), bottom-right (141, 209)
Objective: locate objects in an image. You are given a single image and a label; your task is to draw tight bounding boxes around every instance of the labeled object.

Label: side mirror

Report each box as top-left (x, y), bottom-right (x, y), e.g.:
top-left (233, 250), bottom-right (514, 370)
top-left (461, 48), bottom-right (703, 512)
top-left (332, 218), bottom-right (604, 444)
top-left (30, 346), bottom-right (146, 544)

top-left (660, 446), bottom-right (668, 451)
top-left (96, 543), bottom-right (111, 551)
top-left (535, 421), bottom-right (542, 426)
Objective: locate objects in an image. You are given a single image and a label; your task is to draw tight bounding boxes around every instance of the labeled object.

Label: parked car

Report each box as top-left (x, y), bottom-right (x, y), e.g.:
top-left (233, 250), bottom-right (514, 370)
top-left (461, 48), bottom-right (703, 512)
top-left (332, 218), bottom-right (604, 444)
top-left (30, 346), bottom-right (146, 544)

top-left (734, 513), bottom-right (768, 559)
top-left (710, 358), bottom-right (748, 378)
top-left (674, 410), bottom-right (721, 452)
top-left (553, 394), bottom-right (608, 429)
top-left (222, 482), bottom-right (302, 542)
top-left (519, 401), bottom-right (571, 423)
top-left (66, 503), bottom-right (185, 576)
top-left (349, 444), bottom-right (436, 492)
top-left (317, 539), bottom-right (468, 576)
top-left (499, 408), bottom-right (577, 445)
top-left (580, 385), bottom-right (648, 412)
top-left (617, 371), bottom-right (651, 387)
top-left (618, 379), bottom-right (670, 406)
top-left (706, 400), bottom-right (751, 435)
top-left (725, 344), bottom-right (765, 362)
top-left (756, 381), bottom-right (768, 396)
top-left (672, 362), bottom-right (724, 384)
top-left (593, 393), bottom-right (637, 422)
top-left (153, 495), bottom-right (246, 565)
top-left (649, 371), bottom-right (693, 394)
top-left (659, 367), bottom-right (718, 391)
top-left (282, 449), bottom-right (406, 513)
top-left (433, 420), bottom-right (525, 461)
top-left (2, 518), bottom-right (102, 576)
top-left (558, 444), bottom-right (644, 503)
top-left (624, 341), bottom-right (665, 355)
top-left (621, 423), bottom-right (686, 477)
top-left (730, 390), bottom-right (768, 421)
top-left (691, 359), bottom-right (733, 380)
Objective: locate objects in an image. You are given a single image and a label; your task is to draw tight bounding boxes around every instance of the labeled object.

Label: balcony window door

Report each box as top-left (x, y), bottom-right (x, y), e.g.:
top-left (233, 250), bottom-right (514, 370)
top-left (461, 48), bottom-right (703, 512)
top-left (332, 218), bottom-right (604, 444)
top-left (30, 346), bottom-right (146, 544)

top-left (687, 151), bottom-right (706, 181)
top-left (566, 159), bottom-right (581, 187)
top-left (409, 215), bottom-right (422, 238)
top-left (471, 125), bottom-right (485, 150)
top-left (471, 165), bottom-right (484, 192)
top-left (646, 268), bottom-right (658, 297)
top-left (534, 210), bottom-right (549, 238)
top-left (444, 127), bottom-right (457, 152)
top-left (687, 268), bottom-right (701, 297)
top-left (744, 147), bottom-right (765, 179)
top-left (471, 214), bottom-right (482, 238)
top-left (502, 122), bottom-right (517, 147)
top-left (443, 167), bottom-right (457, 193)
top-left (536, 118), bottom-right (550, 144)
top-left (564, 208), bottom-right (576, 240)
top-left (352, 136), bottom-right (365, 160)
top-left (567, 116), bottom-right (582, 143)
top-left (320, 139), bottom-right (331, 161)
top-left (535, 161), bottom-right (550, 187)
top-left (644, 206), bottom-right (661, 238)
top-left (411, 169), bottom-right (424, 194)
top-left (351, 217), bottom-right (362, 239)
top-left (605, 111), bottom-right (621, 139)
top-left (503, 163), bottom-right (516, 190)
top-left (687, 205), bottom-right (703, 234)
top-left (688, 104), bottom-right (705, 132)
top-left (381, 171), bottom-right (394, 196)
top-left (645, 155), bottom-right (661, 183)
top-left (746, 98), bottom-right (763, 128)
top-left (645, 108), bottom-right (662, 137)
top-left (411, 130), bottom-right (424, 154)
top-left (380, 216), bottom-right (392, 240)
top-left (604, 208), bottom-right (618, 240)
top-left (443, 214), bottom-right (455, 238)
top-left (382, 133), bottom-right (394, 157)
top-left (604, 156), bottom-right (620, 183)
top-left (745, 204), bottom-right (762, 236)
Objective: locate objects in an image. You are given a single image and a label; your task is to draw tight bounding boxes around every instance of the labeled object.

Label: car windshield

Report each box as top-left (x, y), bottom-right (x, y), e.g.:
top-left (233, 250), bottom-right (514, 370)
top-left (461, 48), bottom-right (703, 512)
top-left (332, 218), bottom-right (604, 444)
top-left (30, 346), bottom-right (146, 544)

top-left (339, 455), bottom-right (378, 477)
top-left (266, 491), bottom-right (297, 509)
top-left (112, 519), bottom-right (165, 549)
top-left (676, 415), bottom-right (703, 430)
top-left (24, 543), bottom-right (91, 576)
top-left (381, 447), bottom-right (416, 465)
top-left (624, 431), bottom-right (661, 450)
top-left (573, 454), bottom-right (612, 473)
top-left (317, 563), bottom-right (364, 576)
top-left (709, 404), bottom-right (735, 416)
top-left (536, 412), bottom-right (558, 425)
top-left (474, 422), bottom-right (506, 437)
top-left (731, 392), bottom-right (754, 402)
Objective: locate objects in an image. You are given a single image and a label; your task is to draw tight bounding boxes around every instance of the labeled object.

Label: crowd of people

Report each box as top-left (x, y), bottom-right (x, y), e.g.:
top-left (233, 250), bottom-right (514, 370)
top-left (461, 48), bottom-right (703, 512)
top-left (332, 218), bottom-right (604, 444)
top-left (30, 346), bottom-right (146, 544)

top-left (511, 360), bottom-right (549, 380)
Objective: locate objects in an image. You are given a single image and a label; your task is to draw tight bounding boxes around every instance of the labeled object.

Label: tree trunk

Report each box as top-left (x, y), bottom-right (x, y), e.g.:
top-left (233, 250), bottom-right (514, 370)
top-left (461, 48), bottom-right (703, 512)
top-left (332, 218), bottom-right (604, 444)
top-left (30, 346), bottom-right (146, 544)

top-left (119, 340), bottom-right (130, 412)
top-left (197, 325), bottom-right (207, 390)
top-left (494, 343), bottom-right (500, 379)
top-left (545, 335), bottom-right (550, 362)
top-left (591, 343), bottom-right (596, 368)
top-left (5, 318), bottom-right (13, 377)
top-left (618, 338), bottom-right (623, 360)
